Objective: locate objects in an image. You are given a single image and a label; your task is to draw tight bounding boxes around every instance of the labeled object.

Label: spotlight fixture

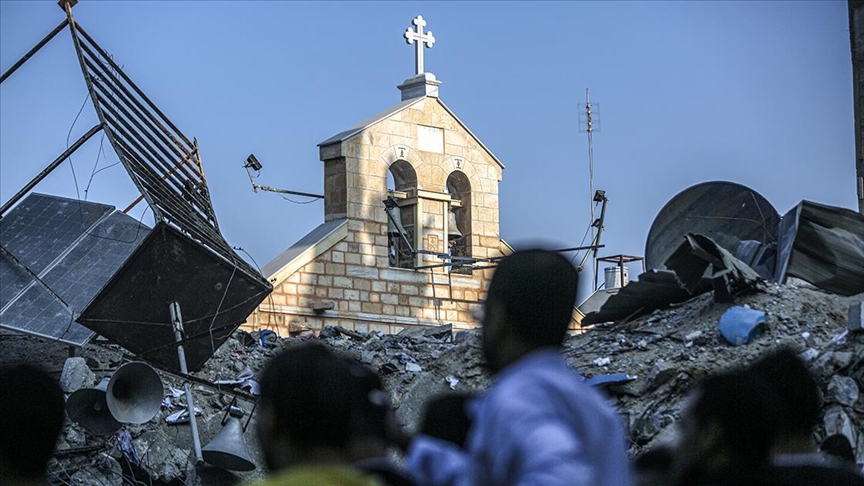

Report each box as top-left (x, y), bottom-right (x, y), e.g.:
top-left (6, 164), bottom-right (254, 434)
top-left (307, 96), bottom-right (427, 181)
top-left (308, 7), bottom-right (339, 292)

top-left (244, 154), bottom-right (262, 171)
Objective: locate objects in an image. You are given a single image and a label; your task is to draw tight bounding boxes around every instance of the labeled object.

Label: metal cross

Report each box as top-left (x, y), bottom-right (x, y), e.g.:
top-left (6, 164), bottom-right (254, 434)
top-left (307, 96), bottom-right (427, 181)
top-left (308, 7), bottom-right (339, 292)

top-left (404, 15), bottom-right (435, 75)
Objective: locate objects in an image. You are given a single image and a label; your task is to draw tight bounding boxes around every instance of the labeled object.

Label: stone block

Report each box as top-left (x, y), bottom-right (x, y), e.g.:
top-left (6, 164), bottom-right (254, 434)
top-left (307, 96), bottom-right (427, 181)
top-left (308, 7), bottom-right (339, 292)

top-left (349, 302), bottom-right (361, 312)
top-left (383, 305), bottom-right (396, 315)
top-left (361, 254), bottom-right (377, 266)
top-left (354, 279), bottom-right (372, 291)
top-left (334, 277), bottom-right (353, 288)
top-left (309, 262), bottom-right (326, 274)
top-left (396, 306), bottom-right (410, 316)
top-left (298, 284), bottom-right (317, 296)
top-left (329, 288), bottom-right (344, 299)
top-left (345, 253), bottom-right (362, 265)
top-left (332, 251), bottom-right (345, 263)
top-left (60, 357), bottom-right (95, 393)
top-left (345, 290), bottom-right (360, 300)
top-left (362, 302), bottom-right (383, 314)
top-left (382, 294), bottom-right (399, 305)
top-left (402, 285), bottom-right (419, 296)
top-left (325, 263), bottom-right (346, 276)
top-left (347, 265), bottom-right (378, 279)
top-left (849, 301), bottom-right (864, 332)
top-left (409, 296), bottom-right (427, 307)
top-left (372, 281), bottom-right (386, 292)
top-left (315, 287), bottom-right (328, 298)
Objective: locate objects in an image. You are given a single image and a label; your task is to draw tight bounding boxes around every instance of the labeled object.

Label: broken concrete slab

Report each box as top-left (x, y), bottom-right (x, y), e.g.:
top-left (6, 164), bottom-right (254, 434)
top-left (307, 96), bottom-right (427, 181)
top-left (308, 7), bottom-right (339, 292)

top-left (60, 357), bottom-right (95, 393)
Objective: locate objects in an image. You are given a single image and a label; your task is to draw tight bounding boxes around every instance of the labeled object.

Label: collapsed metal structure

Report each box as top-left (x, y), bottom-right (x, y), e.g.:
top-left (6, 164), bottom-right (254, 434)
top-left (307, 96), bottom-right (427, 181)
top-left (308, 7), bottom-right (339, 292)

top-left (0, 2), bottom-right (272, 372)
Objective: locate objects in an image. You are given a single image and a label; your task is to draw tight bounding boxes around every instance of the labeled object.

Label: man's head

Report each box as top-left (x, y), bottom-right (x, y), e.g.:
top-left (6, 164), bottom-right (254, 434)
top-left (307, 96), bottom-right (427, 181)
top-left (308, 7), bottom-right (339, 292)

top-left (0, 363), bottom-right (65, 483)
top-left (419, 392), bottom-right (474, 449)
top-left (256, 342), bottom-right (363, 472)
top-left (745, 347), bottom-right (821, 452)
top-left (345, 358), bottom-right (391, 461)
top-left (672, 371), bottom-right (776, 485)
top-left (481, 249), bottom-right (578, 371)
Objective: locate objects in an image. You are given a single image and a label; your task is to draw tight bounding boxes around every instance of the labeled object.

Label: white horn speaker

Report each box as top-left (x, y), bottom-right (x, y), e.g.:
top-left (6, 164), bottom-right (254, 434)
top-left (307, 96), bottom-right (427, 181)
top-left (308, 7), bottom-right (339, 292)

top-left (106, 362), bottom-right (163, 424)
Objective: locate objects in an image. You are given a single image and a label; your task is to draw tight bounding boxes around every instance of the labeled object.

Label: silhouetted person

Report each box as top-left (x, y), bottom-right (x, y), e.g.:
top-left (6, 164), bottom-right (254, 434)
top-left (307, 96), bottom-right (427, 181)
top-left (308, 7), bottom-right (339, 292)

top-left (254, 343), bottom-right (383, 486)
top-left (347, 359), bottom-right (415, 486)
top-left (0, 363), bottom-right (65, 486)
top-left (746, 348), bottom-right (864, 485)
top-left (405, 248), bottom-right (632, 486)
top-left (670, 371), bottom-right (776, 486)
top-left (633, 446), bottom-right (674, 486)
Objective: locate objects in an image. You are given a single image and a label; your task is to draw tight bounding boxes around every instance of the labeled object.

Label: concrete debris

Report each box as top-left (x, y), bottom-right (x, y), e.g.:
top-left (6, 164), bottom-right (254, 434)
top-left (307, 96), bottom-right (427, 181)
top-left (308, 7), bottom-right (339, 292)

top-left (60, 357), bottom-right (95, 393)
top-left (827, 375), bottom-right (860, 407)
top-left (850, 301), bottom-right (864, 332)
top-left (2, 281), bottom-right (863, 484)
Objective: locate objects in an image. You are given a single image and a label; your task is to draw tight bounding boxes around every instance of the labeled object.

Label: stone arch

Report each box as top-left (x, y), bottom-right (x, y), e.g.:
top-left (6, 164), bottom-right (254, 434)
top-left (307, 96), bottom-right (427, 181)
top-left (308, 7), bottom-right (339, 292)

top-left (386, 159), bottom-right (417, 268)
top-left (446, 170), bottom-right (472, 269)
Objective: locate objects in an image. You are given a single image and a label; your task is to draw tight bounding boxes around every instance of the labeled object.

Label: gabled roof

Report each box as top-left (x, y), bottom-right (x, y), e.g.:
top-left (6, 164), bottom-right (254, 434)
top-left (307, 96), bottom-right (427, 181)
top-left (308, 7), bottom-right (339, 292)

top-left (262, 219), bottom-right (348, 288)
top-left (317, 96), bottom-right (505, 170)
top-left (318, 98), bottom-right (424, 147)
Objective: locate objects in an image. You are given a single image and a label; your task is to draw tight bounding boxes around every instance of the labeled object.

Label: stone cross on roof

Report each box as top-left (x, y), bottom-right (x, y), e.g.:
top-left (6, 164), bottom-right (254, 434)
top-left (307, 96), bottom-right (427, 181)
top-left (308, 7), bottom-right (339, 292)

top-left (404, 15), bottom-right (435, 75)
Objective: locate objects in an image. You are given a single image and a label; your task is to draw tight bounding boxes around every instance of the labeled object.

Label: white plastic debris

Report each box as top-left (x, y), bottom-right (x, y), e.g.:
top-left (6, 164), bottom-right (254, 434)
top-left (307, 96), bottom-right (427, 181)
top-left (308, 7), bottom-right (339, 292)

top-left (593, 357), bottom-right (611, 367)
top-left (164, 406), bottom-right (203, 424)
top-left (405, 362), bottom-right (422, 372)
top-left (445, 375), bottom-right (460, 390)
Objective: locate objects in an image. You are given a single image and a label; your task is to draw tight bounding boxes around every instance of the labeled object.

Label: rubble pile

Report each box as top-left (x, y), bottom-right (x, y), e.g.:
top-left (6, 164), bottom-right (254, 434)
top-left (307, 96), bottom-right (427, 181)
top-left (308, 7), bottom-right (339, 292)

top-left (1, 281), bottom-right (861, 485)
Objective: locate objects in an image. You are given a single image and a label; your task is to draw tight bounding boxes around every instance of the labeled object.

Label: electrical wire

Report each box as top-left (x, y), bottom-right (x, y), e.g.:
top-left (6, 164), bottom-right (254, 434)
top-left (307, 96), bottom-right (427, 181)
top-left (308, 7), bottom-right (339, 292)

top-left (277, 193), bottom-right (320, 205)
top-left (65, 91), bottom-right (91, 203)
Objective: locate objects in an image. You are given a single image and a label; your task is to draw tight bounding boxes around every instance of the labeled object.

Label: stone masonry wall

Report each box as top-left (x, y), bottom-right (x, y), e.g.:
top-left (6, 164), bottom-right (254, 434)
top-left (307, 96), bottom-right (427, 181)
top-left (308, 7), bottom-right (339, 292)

top-left (249, 97), bottom-right (505, 335)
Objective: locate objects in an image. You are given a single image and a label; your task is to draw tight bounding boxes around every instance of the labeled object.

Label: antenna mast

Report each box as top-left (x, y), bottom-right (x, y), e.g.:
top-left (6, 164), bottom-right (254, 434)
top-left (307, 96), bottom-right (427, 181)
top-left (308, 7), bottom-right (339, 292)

top-left (578, 88), bottom-right (605, 290)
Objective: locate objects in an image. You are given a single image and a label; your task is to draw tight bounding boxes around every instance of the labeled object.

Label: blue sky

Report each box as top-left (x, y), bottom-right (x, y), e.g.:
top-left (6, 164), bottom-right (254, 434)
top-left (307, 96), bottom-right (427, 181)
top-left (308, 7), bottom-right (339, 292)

top-left (0, 1), bottom-right (855, 301)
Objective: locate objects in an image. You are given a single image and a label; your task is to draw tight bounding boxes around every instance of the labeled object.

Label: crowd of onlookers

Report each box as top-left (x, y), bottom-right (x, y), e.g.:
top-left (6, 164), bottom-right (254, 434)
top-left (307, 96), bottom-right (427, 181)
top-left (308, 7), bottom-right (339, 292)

top-left (2, 249), bottom-right (863, 485)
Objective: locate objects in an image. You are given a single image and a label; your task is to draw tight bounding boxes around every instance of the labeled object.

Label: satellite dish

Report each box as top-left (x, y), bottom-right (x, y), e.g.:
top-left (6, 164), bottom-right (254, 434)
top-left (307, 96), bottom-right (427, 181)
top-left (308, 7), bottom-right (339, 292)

top-left (645, 181), bottom-right (780, 272)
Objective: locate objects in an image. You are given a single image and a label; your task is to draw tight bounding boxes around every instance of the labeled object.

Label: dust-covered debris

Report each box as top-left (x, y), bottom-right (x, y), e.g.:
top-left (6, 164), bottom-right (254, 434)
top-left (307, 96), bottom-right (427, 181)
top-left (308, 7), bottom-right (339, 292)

top-left (2, 281), bottom-right (862, 484)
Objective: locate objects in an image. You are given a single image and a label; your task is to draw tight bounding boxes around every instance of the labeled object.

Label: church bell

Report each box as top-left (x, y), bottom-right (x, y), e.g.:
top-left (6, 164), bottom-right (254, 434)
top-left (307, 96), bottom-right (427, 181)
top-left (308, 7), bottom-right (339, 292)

top-left (447, 210), bottom-right (462, 241)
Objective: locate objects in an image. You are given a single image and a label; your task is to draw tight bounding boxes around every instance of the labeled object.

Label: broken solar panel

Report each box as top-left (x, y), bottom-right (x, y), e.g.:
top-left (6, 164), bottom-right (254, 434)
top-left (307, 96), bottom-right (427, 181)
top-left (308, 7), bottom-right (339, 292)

top-left (0, 193), bottom-right (150, 345)
top-left (78, 223), bottom-right (272, 372)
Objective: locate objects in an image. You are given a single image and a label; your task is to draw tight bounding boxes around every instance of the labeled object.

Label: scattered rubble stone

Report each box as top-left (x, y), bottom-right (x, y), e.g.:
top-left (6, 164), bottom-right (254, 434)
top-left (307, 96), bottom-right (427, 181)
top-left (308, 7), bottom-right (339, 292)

top-left (2, 281), bottom-right (863, 484)
top-left (60, 357), bottom-right (95, 393)
top-left (827, 375), bottom-right (860, 407)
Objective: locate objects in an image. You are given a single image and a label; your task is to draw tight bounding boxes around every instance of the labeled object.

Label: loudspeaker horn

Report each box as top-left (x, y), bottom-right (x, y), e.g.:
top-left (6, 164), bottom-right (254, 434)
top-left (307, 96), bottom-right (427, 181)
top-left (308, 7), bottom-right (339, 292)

top-left (202, 417), bottom-right (256, 471)
top-left (106, 361), bottom-right (163, 424)
top-left (66, 377), bottom-right (122, 435)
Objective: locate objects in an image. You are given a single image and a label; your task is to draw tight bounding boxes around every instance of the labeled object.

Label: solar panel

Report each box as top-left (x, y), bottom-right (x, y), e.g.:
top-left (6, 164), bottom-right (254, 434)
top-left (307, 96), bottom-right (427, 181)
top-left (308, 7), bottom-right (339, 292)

top-left (78, 223), bottom-right (272, 372)
top-left (0, 194), bottom-right (150, 346)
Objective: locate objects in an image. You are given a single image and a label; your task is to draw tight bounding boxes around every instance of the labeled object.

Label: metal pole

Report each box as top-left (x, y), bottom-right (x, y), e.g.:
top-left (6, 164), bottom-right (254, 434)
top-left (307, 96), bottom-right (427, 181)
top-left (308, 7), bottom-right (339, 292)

top-left (169, 302), bottom-right (203, 464)
top-left (0, 19), bottom-right (69, 84)
top-left (0, 124), bottom-right (102, 217)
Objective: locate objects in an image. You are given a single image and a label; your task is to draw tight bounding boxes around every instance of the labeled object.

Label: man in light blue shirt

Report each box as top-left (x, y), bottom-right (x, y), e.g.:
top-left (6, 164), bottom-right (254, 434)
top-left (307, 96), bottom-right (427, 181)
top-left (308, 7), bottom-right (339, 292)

top-left (405, 249), bottom-right (633, 486)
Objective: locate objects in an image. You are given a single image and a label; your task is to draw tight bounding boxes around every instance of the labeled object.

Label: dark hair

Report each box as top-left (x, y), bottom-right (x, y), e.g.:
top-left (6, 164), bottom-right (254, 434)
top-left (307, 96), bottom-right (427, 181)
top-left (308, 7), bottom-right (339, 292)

top-left (0, 363), bottom-right (65, 479)
top-left (690, 372), bottom-right (776, 470)
top-left (347, 359), bottom-right (388, 440)
top-left (820, 434), bottom-right (855, 463)
top-left (485, 249), bottom-right (579, 347)
top-left (258, 342), bottom-right (359, 448)
top-left (420, 393), bottom-right (474, 448)
top-left (745, 347), bottom-right (821, 437)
